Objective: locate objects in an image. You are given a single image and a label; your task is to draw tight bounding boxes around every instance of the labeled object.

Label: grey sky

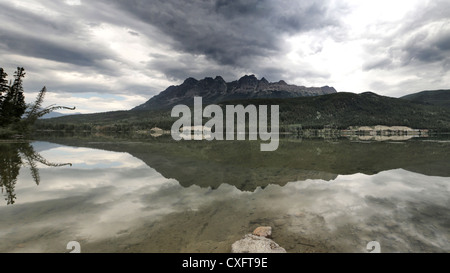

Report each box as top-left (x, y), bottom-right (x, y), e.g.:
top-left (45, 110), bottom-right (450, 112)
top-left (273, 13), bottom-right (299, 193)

top-left (0, 0), bottom-right (448, 113)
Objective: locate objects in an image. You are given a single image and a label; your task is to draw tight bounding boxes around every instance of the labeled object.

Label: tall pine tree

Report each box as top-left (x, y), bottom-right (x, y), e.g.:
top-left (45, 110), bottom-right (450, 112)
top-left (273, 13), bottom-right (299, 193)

top-left (0, 66), bottom-right (75, 132)
top-left (11, 67), bottom-right (27, 119)
top-left (0, 67), bottom-right (27, 126)
top-left (0, 68), bottom-right (8, 110)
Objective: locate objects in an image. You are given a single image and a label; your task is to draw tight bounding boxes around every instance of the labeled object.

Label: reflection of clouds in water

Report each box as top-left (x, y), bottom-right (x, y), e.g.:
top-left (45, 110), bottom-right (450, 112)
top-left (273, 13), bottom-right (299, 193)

top-left (37, 145), bottom-right (147, 169)
top-left (0, 145), bottom-right (179, 250)
top-left (276, 170), bottom-right (450, 252)
top-left (0, 143), bottom-right (448, 252)
top-left (9, 170), bottom-right (177, 244)
top-left (135, 169), bottom-right (450, 252)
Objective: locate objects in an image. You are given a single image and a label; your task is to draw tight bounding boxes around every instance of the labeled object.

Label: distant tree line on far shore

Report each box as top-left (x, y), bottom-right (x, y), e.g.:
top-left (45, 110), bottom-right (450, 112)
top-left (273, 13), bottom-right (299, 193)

top-left (35, 92), bottom-right (450, 134)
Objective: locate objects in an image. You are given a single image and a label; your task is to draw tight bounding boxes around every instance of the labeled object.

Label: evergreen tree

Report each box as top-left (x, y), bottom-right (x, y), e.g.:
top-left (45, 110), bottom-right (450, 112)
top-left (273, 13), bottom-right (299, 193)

top-left (0, 68), bottom-right (8, 121)
top-left (0, 67), bottom-right (27, 126)
top-left (0, 66), bottom-right (75, 135)
top-left (0, 68), bottom-right (8, 103)
top-left (24, 86), bottom-right (76, 126)
top-left (11, 67), bottom-right (27, 119)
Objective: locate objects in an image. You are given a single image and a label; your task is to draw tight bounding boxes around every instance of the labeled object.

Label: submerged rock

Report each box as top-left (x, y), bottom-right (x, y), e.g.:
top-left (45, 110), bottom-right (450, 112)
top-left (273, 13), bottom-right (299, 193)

top-left (252, 226), bottom-right (272, 238)
top-left (231, 234), bottom-right (286, 253)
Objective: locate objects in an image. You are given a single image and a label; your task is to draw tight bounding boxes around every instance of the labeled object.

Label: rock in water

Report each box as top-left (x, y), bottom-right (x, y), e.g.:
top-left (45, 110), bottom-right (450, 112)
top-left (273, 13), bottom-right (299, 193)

top-left (252, 226), bottom-right (272, 238)
top-left (231, 234), bottom-right (287, 253)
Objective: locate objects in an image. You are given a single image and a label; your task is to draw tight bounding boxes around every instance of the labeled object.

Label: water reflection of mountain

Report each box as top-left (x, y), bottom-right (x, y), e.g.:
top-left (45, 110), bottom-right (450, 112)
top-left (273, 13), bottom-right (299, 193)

top-left (0, 142), bottom-right (71, 205)
top-left (35, 136), bottom-right (450, 191)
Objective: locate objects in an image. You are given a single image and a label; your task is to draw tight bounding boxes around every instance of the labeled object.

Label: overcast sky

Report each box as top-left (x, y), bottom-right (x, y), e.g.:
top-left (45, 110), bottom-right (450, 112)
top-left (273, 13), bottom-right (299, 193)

top-left (0, 0), bottom-right (449, 113)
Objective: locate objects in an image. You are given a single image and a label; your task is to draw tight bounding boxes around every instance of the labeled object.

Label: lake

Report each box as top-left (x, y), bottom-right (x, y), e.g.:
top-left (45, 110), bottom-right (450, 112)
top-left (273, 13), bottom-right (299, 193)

top-left (0, 134), bottom-right (449, 253)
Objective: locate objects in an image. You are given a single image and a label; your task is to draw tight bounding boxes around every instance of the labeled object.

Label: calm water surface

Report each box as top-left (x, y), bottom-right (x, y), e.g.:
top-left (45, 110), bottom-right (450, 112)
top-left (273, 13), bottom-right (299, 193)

top-left (0, 136), bottom-right (449, 253)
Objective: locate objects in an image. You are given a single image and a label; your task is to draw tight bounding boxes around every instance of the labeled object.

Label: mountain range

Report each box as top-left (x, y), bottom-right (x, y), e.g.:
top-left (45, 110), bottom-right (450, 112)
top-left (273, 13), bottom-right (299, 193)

top-left (35, 75), bottom-right (450, 131)
top-left (134, 75), bottom-right (337, 110)
top-left (401, 89), bottom-right (450, 108)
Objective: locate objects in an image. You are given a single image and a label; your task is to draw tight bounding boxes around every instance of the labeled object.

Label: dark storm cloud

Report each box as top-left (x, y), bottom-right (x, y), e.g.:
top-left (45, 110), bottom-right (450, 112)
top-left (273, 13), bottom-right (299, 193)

top-left (0, 30), bottom-right (109, 67)
top-left (146, 53), bottom-right (241, 83)
top-left (362, 1), bottom-right (450, 72)
top-left (110, 0), bottom-right (343, 66)
top-left (146, 51), bottom-right (330, 84)
top-left (0, 0), bottom-right (345, 92)
top-left (128, 30), bottom-right (140, 36)
top-left (0, 0), bottom-right (447, 105)
top-left (402, 0), bottom-right (450, 29)
top-left (256, 65), bottom-right (331, 84)
top-left (399, 20), bottom-right (450, 66)
top-left (435, 34), bottom-right (450, 51)
top-left (363, 58), bottom-right (393, 71)
top-left (0, 1), bottom-right (119, 74)
top-left (0, 2), bottom-right (76, 35)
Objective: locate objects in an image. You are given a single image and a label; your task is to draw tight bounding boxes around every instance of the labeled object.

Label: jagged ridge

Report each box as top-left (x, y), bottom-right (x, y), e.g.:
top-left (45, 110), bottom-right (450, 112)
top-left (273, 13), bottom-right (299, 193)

top-left (133, 74), bottom-right (336, 110)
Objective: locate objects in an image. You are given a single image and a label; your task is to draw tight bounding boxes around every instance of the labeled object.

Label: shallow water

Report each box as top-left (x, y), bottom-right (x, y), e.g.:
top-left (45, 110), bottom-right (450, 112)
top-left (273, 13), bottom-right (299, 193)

top-left (0, 137), bottom-right (449, 253)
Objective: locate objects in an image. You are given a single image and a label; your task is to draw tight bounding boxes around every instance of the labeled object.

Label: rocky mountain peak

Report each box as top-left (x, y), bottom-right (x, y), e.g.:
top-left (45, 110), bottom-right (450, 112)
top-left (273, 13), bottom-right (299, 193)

top-left (200, 77), bottom-right (215, 84)
top-left (238, 74), bottom-right (259, 85)
top-left (214, 76), bottom-right (225, 83)
top-left (133, 75), bottom-right (337, 110)
top-left (260, 77), bottom-right (269, 84)
top-left (182, 77), bottom-right (198, 85)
